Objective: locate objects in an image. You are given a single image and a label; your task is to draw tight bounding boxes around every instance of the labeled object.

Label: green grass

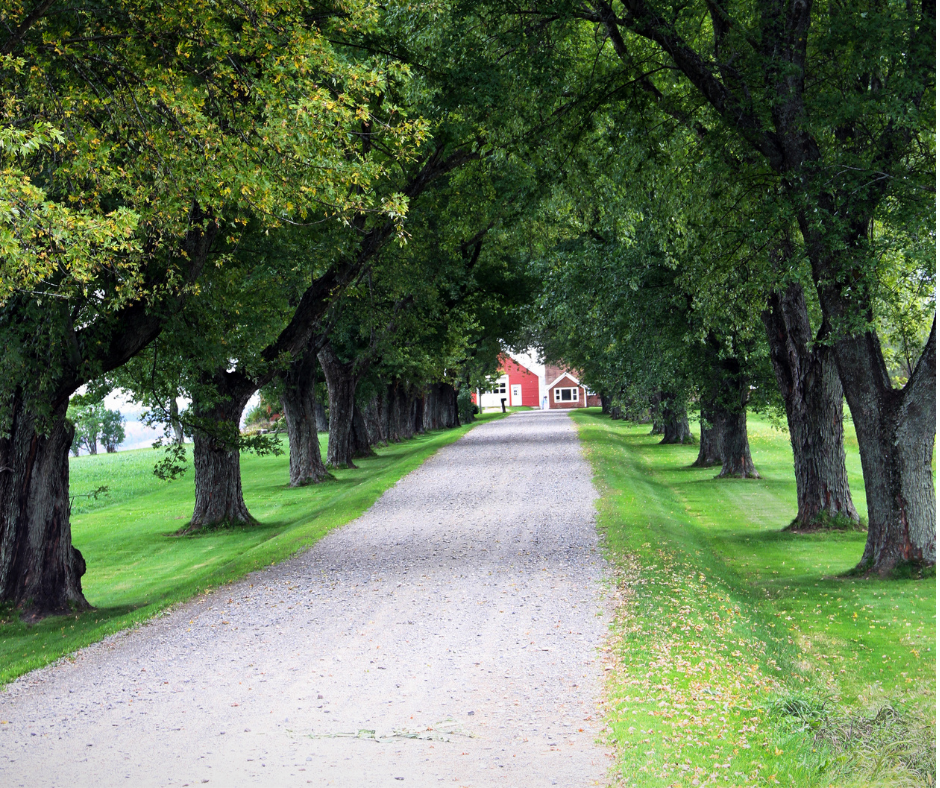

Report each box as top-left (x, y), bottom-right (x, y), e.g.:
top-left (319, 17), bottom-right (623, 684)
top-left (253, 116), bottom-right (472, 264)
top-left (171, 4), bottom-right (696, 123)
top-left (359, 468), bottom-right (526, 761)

top-left (571, 410), bottom-right (935, 788)
top-left (0, 414), bottom-right (505, 685)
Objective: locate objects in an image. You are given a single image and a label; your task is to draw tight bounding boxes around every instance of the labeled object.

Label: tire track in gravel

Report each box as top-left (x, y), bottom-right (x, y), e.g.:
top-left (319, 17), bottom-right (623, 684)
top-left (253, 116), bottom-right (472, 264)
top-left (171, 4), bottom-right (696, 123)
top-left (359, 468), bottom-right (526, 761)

top-left (0, 409), bottom-right (611, 787)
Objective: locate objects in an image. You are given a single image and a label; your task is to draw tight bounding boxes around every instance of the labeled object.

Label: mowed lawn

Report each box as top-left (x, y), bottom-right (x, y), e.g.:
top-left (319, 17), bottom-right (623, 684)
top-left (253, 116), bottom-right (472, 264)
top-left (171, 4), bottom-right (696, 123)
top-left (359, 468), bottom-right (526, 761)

top-left (572, 410), bottom-right (935, 788)
top-left (0, 416), bottom-right (503, 685)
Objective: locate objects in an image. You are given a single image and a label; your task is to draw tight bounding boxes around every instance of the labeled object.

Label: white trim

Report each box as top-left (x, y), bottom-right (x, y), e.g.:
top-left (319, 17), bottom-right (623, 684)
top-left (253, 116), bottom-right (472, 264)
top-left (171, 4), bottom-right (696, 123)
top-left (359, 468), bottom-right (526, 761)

top-left (546, 372), bottom-right (580, 389)
top-left (553, 386), bottom-right (580, 403)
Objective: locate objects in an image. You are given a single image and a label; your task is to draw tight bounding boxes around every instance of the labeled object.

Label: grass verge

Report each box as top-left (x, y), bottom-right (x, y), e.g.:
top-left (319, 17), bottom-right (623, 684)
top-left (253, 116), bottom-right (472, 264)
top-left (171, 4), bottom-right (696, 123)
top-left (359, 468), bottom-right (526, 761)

top-left (571, 410), bottom-right (935, 788)
top-left (0, 414), bottom-right (504, 686)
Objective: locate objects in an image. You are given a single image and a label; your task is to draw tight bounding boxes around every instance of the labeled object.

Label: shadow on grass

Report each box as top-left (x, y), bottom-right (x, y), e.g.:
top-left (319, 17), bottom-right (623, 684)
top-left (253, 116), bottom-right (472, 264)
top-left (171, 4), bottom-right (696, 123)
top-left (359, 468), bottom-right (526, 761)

top-left (723, 528), bottom-right (866, 550)
top-left (2, 603), bottom-right (141, 632)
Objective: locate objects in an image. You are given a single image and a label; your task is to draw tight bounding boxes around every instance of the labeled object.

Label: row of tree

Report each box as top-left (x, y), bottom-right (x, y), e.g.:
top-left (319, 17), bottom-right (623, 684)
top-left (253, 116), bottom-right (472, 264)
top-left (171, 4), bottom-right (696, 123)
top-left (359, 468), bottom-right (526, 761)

top-left (0, 0), bottom-right (934, 619)
top-left (513, 0), bottom-right (935, 573)
top-left (67, 400), bottom-right (125, 456)
top-left (0, 0), bottom-right (535, 618)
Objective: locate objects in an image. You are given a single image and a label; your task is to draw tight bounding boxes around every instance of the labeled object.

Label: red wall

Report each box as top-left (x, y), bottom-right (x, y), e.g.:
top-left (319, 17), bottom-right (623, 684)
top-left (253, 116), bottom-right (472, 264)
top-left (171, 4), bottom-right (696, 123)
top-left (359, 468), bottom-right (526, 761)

top-left (471, 354), bottom-right (539, 407)
top-left (500, 355), bottom-right (539, 407)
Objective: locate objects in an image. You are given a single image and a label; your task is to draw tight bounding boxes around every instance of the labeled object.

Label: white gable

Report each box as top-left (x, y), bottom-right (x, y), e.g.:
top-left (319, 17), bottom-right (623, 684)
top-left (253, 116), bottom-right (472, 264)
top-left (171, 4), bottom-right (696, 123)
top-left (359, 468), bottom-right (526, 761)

top-left (547, 372), bottom-right (581, 389)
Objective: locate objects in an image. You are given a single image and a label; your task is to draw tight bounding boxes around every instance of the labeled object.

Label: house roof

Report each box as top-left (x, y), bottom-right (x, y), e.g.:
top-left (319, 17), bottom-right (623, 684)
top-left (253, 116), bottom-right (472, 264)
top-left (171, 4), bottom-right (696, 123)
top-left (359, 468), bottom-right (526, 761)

top-left (547, 372), bottom-right (581, 389)
top-left (499, 352), bottom-right (538, 377)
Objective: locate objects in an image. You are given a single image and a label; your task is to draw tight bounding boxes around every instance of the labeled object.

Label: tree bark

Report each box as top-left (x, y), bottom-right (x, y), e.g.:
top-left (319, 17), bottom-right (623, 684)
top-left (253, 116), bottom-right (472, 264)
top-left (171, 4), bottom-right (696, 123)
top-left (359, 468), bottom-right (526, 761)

top-left (649, 391), bottom-right (665, 435)
top-left (693, 404), bottom-right (722, 467)
top-left (714, 357), bottom-right (759, 479)
top-left (834, 319), bottom-right (936, 571)
top-left (423, 383), bottom-right (458, 430)
top-left (187, 381), bottom-right (255, 532)
top-left (413, 393), bottom-right (426, 435)
top-left (600, 394), bottom-right (612, 415)
top-left (0, 396), bottom-right (88, 620)
top-left (385, 384), bottom-right (400, 442)
top-left (280, 346), bottom-right (328, 487)
top-left (169, 398), bottom-right (185, 445)
top-left (400, 388), bottom-right (417, 440)
top-left (797, 213), bottom-right (937, 571)
top-left (422, 386), bottom-right (437, 431)
top-left (318, 341), bottom-right (358, 469)
top-left (351, 403), bottom-right (375, 458)
top-left (362, 393), bottom-right (387, 446)
top-left (660, 392), bottom-right (693, 444)
top-left (314, 399), bottom-right (329, 435)
top-left (387, 383), bottom-right (414, 442)
top-left (716, 405), bottom-right (758, 479)
top-left (440, 384), bottom-right (459, 428)
top-left (762, 282), bottom-right (858, 528)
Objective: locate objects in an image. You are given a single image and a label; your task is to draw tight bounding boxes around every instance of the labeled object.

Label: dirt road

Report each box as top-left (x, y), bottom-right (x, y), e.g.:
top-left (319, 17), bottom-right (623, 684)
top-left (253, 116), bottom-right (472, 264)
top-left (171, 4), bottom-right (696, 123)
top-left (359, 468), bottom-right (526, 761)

top-left (0, 409), bottom-right (610, 787)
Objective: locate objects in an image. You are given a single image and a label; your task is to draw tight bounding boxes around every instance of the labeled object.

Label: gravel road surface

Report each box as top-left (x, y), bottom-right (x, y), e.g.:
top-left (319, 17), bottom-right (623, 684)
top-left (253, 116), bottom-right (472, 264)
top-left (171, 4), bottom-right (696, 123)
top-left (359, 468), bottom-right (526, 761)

top-left (0, 409), bottom-right (610, 787)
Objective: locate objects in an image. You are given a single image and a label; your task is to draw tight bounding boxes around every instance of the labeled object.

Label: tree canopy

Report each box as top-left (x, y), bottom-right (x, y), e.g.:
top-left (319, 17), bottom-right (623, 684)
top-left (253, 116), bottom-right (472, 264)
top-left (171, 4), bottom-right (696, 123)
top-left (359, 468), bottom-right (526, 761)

top-left (0, 0), bottom-right (933, 618)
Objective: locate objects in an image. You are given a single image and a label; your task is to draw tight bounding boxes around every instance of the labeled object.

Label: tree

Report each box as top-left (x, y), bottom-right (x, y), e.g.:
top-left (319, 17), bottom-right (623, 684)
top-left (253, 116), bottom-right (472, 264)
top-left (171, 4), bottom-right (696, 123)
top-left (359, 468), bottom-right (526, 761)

top-left (100, 410), bottom-right (125, 454)
top-left (66, 401), bottom-right (124, 456)
top-left (67, 402), bottom-right (103, 457)
top-left (521, 0), bottom-right (935, 570)
top-left (0, 0), bottom-right (422, 617)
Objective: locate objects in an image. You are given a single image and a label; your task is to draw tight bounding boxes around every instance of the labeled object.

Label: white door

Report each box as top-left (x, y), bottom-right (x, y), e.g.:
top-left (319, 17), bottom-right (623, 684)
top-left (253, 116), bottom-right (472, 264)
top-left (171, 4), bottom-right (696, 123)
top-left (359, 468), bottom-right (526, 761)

top-left (511, 384), bottom-right (522, 406)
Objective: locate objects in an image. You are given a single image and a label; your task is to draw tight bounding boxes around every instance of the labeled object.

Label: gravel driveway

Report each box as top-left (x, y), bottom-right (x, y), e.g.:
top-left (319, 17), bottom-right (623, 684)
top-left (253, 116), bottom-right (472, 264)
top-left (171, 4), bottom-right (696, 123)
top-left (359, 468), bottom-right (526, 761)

top-left (0, 409), bottom-right (610, 787)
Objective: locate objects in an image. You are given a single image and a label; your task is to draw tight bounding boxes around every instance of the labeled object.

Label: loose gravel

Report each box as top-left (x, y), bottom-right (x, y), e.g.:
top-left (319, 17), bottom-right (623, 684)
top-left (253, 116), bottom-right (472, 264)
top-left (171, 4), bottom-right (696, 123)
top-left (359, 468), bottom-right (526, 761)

top-left (0, 409), bottom-right (611, 787)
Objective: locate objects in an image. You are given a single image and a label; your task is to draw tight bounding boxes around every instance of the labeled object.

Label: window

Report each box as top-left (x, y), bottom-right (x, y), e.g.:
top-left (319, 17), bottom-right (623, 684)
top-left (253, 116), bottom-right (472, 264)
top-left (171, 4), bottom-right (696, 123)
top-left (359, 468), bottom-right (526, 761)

top-left (554, 387), bottom-right (579, 402)
top-left (489, 381), bottom-right (507, 394)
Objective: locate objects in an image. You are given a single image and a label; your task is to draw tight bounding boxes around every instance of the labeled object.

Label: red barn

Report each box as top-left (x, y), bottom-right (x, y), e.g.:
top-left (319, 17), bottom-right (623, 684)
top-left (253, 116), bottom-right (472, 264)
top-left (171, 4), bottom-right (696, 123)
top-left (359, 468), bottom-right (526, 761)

top-left (473, 353), bottom-right (540, 408)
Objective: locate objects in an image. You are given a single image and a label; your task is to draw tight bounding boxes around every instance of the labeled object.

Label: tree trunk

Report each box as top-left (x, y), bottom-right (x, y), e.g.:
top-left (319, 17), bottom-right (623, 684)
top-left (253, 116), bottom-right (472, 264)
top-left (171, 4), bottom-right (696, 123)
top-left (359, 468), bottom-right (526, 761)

top-left (600, 394), bottom-right (612, 415)
top-left (435, 384), bottom-right (458, 428)
top-left (374, 392), bottom-right (389, 443)
top-left (363, 394), bottom-right (387, 446)
top-left (716, 406), bottom-right (758, 478)
top-left (0, 396), bottom-right (89, 620)
top-left (314, 400), bottom-right (329, 434)
top-left (802, 213), bottom-right (936, 571)
top-left (649, 391), bottom-right (664, 435)
top-left (318, 342), bottom-right (358, 469)
top-left (714, 357), bottom-right (759, 479)
top-left (660, 392), bottom-right (693, 444)
top-left (413, 393), bottom-right (426, 435)
top-left (693, 405), bottom-right (723, 467)
top-left (397, 386), bottom-right (415, 441)
top-left (351, 403), bottom-right (375, 458)
top-left (388, 383), bottom-right (414, 442)
top-left (837, 321), bottom-right (936, 571)
top-left (762, 283), bottom-right (859, 529)
top-left (421, 383), bottom-right (441, 432)
top-left (169, 398), bottom-right (185, 445)
top-left (442, 384), bottom-right (459, 428)
top-left (385, 384), bottom-right (401, 442)
top-left (188, 384), bottom-right (254, 531)
top-left (280, 346), bottom-right (328, 487)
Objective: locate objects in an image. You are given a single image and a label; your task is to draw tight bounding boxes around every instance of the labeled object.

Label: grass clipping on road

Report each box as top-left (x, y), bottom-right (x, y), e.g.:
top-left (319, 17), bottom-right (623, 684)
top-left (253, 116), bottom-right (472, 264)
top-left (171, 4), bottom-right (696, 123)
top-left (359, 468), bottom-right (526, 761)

top-left (0, 415), bottom-right (504, 686)
top-left (572, 411), bottom-right (935, 788)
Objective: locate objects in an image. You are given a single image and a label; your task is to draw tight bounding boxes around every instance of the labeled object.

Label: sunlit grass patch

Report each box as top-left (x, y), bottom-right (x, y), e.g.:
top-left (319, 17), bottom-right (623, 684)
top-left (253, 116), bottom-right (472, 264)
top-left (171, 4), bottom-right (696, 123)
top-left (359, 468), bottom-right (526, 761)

top-left (573, 409), bottom-right (935, 788)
